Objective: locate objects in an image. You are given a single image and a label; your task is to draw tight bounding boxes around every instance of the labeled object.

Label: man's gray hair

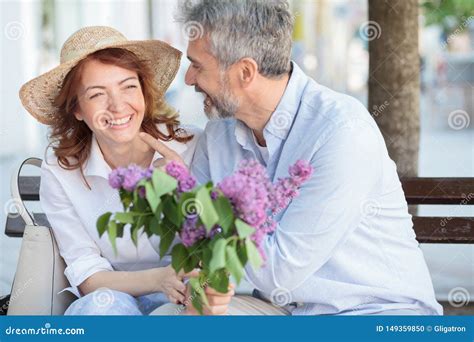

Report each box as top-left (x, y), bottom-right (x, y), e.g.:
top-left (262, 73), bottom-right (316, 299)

top-left (177, 0), bottom-right (294, 78)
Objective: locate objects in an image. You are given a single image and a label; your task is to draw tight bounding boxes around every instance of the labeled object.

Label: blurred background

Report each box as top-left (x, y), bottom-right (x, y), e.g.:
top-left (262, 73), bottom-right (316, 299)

top-left (1, 0), bottom-right (473, 312)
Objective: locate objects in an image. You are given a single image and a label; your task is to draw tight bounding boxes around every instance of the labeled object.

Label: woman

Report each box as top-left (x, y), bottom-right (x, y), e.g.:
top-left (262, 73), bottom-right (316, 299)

top-left (19, 26), bottom-right (232, 315)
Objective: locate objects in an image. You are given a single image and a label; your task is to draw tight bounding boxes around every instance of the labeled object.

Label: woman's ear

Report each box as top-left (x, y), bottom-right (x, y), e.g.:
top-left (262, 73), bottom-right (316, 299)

top-left (73, 111), bottom-right (84, 121)
top-left (237, 58), bottom-right (258, 88)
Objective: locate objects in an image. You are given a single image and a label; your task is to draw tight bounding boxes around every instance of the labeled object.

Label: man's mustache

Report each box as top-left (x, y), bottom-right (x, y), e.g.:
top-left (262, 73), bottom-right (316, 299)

top-left (194, 86), bottom-right (204, 94)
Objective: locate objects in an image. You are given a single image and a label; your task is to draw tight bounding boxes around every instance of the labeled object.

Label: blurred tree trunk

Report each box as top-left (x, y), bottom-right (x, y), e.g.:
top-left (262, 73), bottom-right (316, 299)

top-left (368, 0), bottom-right (420, 177)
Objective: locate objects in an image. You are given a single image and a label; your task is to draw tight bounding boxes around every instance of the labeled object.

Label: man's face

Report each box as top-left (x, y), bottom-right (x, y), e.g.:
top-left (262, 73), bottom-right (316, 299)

top-left (184, 38), bottom-right (239, 119)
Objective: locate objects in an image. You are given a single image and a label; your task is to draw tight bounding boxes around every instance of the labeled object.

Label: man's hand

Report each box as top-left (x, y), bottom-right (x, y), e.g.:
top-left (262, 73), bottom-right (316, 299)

top-left (139, 132), bottom-right (185, 168)
top-left (201, 284), bottom-right (235, 315)
top-left (183, 276), bottom-right (236, 315)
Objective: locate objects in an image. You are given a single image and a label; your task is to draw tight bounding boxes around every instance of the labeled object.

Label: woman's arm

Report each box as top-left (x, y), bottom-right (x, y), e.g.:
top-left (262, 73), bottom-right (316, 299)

top-left (79, 266), bottom-right (187, 302)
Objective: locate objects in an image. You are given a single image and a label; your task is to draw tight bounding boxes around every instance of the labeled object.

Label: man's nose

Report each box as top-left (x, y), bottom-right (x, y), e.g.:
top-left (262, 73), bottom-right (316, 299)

top-left (184, 66), bottom-right (196, 86)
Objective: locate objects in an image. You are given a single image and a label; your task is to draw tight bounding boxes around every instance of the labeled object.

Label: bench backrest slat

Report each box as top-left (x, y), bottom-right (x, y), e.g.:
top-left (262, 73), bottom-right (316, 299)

top-left (401, 177), bottom-right (474, 205)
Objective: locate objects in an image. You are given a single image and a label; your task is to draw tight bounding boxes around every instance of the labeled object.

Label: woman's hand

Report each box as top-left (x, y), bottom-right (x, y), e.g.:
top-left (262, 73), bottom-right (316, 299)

top-left (154, 266), bottom-right (199, 304)
top-left (139, 132), bottom-right (185, 168)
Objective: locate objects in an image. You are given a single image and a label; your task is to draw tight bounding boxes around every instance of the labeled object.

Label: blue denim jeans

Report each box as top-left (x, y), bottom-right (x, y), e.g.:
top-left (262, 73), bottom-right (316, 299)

top-left (64, 288), bottom-right (168, 315)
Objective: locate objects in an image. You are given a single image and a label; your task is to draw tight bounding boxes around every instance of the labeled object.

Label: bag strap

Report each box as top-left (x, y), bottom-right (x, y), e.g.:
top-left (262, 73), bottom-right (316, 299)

top-left (10, 158), bottom-right (42, 226)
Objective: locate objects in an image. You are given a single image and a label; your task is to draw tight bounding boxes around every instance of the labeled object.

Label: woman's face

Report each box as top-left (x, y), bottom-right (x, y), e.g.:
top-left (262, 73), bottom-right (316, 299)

top-left (74, 59), bottom-right (145, 146)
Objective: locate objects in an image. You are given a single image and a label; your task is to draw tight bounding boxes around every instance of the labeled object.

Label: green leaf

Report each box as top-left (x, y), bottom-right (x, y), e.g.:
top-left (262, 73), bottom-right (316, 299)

top-left (108, 221), bottom-right (118, 254)
top-left (145, 182), bottom-right (160, 212)
top-left (226, 245), bottom-right (244, 284)
top-left (134, 195), bottom-right (149, 212)
top-left (116, 222), bottom-right (124, 238)
top-left (171, 244), bottom-right (188, 273)
top-left (152, 169), bottom-right (178, 198)
top-left (131, 226), bottom-right (139, 247)
top-left (114, 212), bottom-right (135, 224)
top-left (209, 238), bottom-right (227, 273)
top-left (245, 238), bottom-right (262, 270)
top-left (154, 201), bottom-right (164, 219)
top-left (202, 248), bottom-right (212, 268)
top-left (149, 216), bottom-right (161, 235)
top-left (235, 219), bottom-right (255, 238)
top-left (236, 241), bottom-right (248, 266)
top-left (159, 224), bottom-right (176, 258)
top-left (184, 253), bottom-right (200, 273)
top-left (120, 190), bottom-right (132, 210)
top-left (196, 187), bottom-right (219, 232)
top-left (189, 277), bottom-right (208, 315)
top-left (209, 269), bottom-right (230, 293)
top-left (213, 197), bottom-right (234, 234)
top-left (163, 197), bottom-right (182, 227)
top-left (97, 212), bottom-right (112, 237)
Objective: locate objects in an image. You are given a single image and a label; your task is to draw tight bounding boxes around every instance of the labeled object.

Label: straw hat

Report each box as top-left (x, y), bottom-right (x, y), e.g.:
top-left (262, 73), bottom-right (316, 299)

top-left (19, 26), bottom-right (182, 125)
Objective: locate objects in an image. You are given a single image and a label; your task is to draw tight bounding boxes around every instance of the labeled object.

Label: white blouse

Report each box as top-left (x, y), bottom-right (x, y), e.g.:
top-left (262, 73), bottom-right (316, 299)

top-left (40, 125), bottom-right (201, 298)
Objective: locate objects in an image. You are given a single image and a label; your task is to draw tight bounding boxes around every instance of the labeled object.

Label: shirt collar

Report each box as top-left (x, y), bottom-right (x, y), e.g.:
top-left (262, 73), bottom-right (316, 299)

top-left (264, 62), bottom-right (306, 141)
top-left (84, 130), bottom-right (189, 179)
top-left (234, 61), bottom-right (308, 149)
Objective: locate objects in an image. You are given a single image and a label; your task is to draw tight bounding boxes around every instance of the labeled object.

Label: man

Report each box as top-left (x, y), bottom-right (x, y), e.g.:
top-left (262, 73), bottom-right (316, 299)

top-left (153, 0), bottom-right (442, 315)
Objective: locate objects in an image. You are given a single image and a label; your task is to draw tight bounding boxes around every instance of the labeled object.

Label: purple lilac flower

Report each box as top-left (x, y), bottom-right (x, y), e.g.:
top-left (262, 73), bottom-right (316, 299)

top-left (180, 216), bottom-right (206, 247)
top-left (289, 160), bottom-right (313, 185)
top-left (208, 225), bottom-right (223, 239)
top-left (165, 161), bottom-right (196, 192)
top-left (138, 186), bottom-right (146, 199)
top-left (217, 159), bottom-right (313, 261)
top-left (109, 167), bottom-right (127, 189)
top-left (122, 165), bottom-right (146, 192)
top-left (210, 190), bottom-right (219, 200)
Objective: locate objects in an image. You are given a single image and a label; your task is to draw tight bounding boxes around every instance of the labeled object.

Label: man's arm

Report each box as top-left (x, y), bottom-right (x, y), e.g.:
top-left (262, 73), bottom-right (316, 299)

top-left (190, 128), bottom-right (212, 184)
top-left (245, 120), bottom-right (384, 293)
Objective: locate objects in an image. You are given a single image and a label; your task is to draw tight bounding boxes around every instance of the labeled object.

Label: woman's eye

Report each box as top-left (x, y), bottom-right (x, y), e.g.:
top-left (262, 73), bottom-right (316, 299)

top-left (89, 93), bottom-right (103, 99)
top-left (126, 85), bottom-right (137, 89)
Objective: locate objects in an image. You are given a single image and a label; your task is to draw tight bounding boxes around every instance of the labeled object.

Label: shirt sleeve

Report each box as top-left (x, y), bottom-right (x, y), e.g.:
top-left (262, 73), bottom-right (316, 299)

top-left (244, 119), bottom-right (383, 293)
top-left (190, 128), bottom-right (212, 185)
top-left (40, 163), bottom-right (113, 288)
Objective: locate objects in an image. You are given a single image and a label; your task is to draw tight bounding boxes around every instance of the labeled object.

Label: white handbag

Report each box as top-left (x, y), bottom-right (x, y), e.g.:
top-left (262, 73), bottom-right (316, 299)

top-left (7, 158), bottom-right (76, 315)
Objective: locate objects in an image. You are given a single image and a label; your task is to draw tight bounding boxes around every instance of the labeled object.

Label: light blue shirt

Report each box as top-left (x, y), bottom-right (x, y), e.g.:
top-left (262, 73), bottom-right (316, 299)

top-left (191, 62), bottom-right (442, 315)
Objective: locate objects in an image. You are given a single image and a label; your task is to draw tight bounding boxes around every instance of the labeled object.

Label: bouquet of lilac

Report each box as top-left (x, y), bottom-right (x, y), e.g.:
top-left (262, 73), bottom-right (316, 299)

top-left (97, 159), bottom-right (313, 314)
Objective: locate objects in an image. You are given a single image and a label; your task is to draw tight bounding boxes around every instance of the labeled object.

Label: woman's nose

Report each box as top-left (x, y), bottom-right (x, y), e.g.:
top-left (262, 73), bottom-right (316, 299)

top-left (107, 91), bottom-right (126, 113)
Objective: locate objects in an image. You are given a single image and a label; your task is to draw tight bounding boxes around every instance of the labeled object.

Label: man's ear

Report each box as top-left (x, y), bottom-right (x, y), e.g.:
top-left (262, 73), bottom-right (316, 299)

top-left (237, 58), bottom-right (258, 87)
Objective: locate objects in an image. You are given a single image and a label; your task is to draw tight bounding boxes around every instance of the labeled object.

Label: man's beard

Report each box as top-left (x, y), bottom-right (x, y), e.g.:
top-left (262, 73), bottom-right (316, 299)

top-left (198, 74), bottom-right (239, 120)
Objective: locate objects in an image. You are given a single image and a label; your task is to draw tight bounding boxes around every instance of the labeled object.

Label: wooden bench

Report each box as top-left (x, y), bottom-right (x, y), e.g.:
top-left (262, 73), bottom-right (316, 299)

top-left (5, 176), bottom-right (474, 242)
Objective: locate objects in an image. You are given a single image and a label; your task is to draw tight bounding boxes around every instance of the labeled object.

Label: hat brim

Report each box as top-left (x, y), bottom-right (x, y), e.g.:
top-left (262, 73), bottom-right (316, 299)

top-left (19, 39), bottom-right (182, 125)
